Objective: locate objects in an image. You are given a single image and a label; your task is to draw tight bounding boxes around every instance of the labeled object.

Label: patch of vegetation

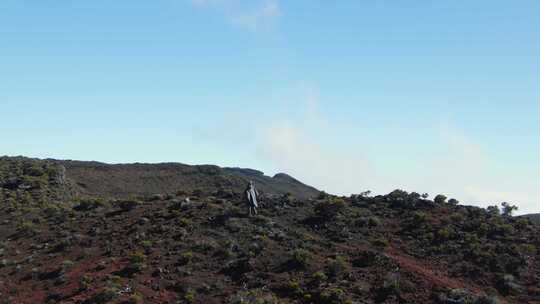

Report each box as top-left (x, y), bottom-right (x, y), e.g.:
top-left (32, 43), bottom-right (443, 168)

top-left (179, 251), bottom-right (194, 265)
top-left (326, 255), bottom-right (348, 278)
top-left (82, 288), bottom-right (117, 304)
top-left (311, 271), bottom-right (328, 284)
top-left (434, 194), bottom-right (447, 204)
top-left (116, 199), bottom-right (143, 211)
top-left (184, 288), bottom-right (197, 303)
top-left (74, 198), bottom-right (109, 211)
top-left (227, 289), bottom-right (281, 304)
top-left (370, 237), bottom-right (390, 249)
top-left (291, 249), bottom-right (311, 268)
top-left (127, 292), bottom-right (144, 304)
top-left (79, 275), bottom-right (93, 291)
top-left (315, 197), bottom-right (346, 218)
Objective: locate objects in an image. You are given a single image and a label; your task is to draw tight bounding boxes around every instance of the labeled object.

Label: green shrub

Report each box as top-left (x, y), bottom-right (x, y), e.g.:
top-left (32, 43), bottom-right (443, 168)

top-left (140, 240), bottom-right (153, 248)
top-left (312, 271), bottom-right (328, 283)
top-left (117, 199), bottom-right (142, 211)
top-left (317, 191), bottom-right (328, 200)
top-left (388, 189), bottom-right (409, 200)
top-left (292, 249), bottom-right (311, 268)
top-left (178, 218), bottom-right (192, 227)
top-left (315, 198), bottom-right (346, 218)
top-left (518, 244), bottom-right (536, 255)
top-left (448, 198), bottom-right (459, 205)
top-left (434, 194), bottom-right (447, 204)
top-left (437, 289), bottom-right (475, 304)
top-left (327, 256), bottom-right (347, 277)
top-left (368, 216), bottom-right (381, 227)
top-left (17, 220), bottom-right (36, 235)
top-left (515, 218), bottom-right (530, 229)
top-left (371, 237), bottom-right (390, 249)
top-left (24, 165), bottom-right (45, 177)
top-left (493, 223), bottom-right (515, 236)
top-left (192, 240), bottom-right (218, 253)
top-left (318, 287), bottom-right (351, 304)
top-left (79, 275), bottom-right (93, 291)
top-left (486, 205), bottom-right (500, 216)
top-left (184, 289), bottom-right (196, 303)
top-left (180, 251), bottom-right (194, 265)
top-left (74, 198), bottom-right (108, 211)
top-left (226, 289), bottom-right (281, 304)
top-left (127, 292), bottom-right (144, 304)
top-left (61, 260), bottom-right (75, 272)
top-left (85, 287), bottom-right (117, 304)
top-left (411, 211), bottom-right (428, 227)
top-left (129, 251), bottom-right (147, 264)
top-left (450, 212), bottom-right (465, 222)
top-left (286, 280), bottom-right (303, 296)
top-left (436, 228), bottom-right (452, 241)
top-left (476, 223), bottom-right (489, 237)
top-left (105, 275), bottom-right (123, 289)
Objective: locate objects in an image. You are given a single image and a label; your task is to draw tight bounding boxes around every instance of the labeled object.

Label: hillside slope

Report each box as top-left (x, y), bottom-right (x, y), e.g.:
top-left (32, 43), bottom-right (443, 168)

top-left (524, 214), bottom-right (540, 225)
top-left (0, 156), bottom-right (539, 304)
top-left (60, 160), bottom-right (319, 200)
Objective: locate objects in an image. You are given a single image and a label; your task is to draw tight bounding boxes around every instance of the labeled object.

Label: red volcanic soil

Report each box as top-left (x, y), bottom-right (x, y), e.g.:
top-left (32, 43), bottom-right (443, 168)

top-left (1, 157), bottom-right (539, 303)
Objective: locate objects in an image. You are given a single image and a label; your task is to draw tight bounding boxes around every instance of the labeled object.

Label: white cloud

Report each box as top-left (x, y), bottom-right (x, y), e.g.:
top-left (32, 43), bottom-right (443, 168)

top-left (253, 92), bottom-right (538, 214)
top-left (401, 125), bottom-right (539, 215)
top-left (190, 0), bottom-right (281, 31)
top-left (190, 85), bottom-right (538, 215)
top-left (255, 91), bottom-right (378, 195)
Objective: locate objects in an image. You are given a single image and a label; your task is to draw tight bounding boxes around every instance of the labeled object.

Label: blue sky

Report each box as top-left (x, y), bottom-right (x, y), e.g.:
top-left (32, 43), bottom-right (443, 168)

top-left (1, 1), bottom-right (539, 214)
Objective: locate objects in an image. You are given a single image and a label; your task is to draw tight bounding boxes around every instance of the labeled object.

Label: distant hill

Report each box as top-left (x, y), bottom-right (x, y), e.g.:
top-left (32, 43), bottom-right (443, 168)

top-left (60, 159), bottom-right (319, 200)
top-left (523, 213), bottom-right (540, 225)
top-left (0, 156), bottom-right (319, 201)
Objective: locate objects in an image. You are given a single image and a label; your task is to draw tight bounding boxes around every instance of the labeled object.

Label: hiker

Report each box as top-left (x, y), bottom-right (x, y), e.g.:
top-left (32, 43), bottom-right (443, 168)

top-left (244, 181), bottom-right (259, 216)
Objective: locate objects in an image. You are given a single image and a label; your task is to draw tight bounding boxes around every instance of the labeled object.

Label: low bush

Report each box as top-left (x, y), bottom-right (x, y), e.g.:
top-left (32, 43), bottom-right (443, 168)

top-left (286, 280), bottom-right (303, 297)
top-left (311, 271), bottom-right (328, 284)
top-left (17, 220), bottom-right (36, 235)
top-left (116, 199), bottom-right (142, 211)
top-left (317, 287), bottom-right (351, 304)
top-left (129, 251), bottom-right (147, 264)
top-left (184, 289), bottom-right (196, 303)
top-left (74, 198), bottom-right (108, 211)
top-left (127, 292), bottom-right (144, 304)
top-left (411, 211), bottom-right (428, 227)
top-left (447, 198), bottom-right (459, 205)
top-left (315, 198), bottom-right (346, 218)
top-left (326, 256), bottom-right (348, 278)
top-left (434, 194), bottom-right (447, 204)
top-left (291, 249), bottom-right (311, 268)
top-left (179, 251), bottom-right (194, 265)
top-left (79, 275), bottom-right (92, 291)
top-left (371, 237), bottom-right (390, 249)
top-left (82, 287), bottom-right (117, 304)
